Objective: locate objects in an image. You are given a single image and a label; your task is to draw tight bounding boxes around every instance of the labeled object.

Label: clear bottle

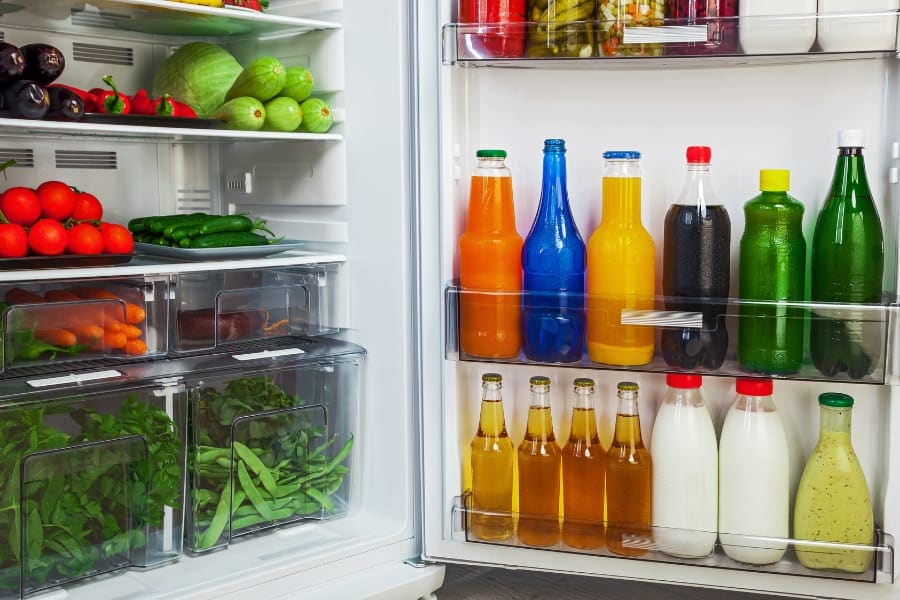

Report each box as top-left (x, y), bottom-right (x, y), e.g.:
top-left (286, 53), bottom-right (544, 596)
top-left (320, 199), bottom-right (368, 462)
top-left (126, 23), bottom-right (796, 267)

top-left (522, 138), bottom-right (586, 364)
top-left (651, 374), bottom-right (718, 558)
top-left (738, 0), bottom-right (816, 55)
top-left (606, 381), bottom-right (652, 557)
top-left (587, 151), bottom-right (656, 366)
top-left (794, 392), bottom-right (874, 573)
top-left (561, 377), bottom-right (605, 550)
top-left (517, 375), bottom-right (562, 547)
top-left (718, 378), bottom-right (789, 565)
top-left (662, 146), bottom-right (731, 370)
top-left (470, 373), bottom-right (516, 541)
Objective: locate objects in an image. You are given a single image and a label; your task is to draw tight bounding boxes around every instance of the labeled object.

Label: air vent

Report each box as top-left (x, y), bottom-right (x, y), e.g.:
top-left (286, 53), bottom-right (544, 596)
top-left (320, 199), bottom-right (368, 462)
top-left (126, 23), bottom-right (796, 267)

top-left (55, 150), bottom-right (117, 170)
top-left (176, 189), bottom-right (212, 213)
top-left (72, 42), bottom-right (134, 66)
top-left (70, 8), bottom-right (130, 30)
top-left (0, 149), bottom-right (34, 168)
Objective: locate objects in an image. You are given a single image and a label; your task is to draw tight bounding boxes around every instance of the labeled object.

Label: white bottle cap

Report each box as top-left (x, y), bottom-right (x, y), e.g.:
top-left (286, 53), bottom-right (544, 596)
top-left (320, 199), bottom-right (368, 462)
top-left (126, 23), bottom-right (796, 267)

top-left (838, 129), bottom-right (865, 148)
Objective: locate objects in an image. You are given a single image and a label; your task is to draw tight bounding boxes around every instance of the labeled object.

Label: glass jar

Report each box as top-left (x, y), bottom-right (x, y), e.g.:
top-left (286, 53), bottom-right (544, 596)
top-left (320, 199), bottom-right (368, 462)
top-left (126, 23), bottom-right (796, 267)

top-left (666, 0), bottom-right (738, 54)
top-left (598, 0), bottom-right (666, 56)
top-left (526, 0), bottom-right (597, 57)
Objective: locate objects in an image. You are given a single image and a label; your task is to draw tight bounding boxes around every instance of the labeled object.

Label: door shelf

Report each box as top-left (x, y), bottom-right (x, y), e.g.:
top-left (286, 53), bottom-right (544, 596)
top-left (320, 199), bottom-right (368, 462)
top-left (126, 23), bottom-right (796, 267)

top-left (445, 286), bottom-right (895, 385)
top-left (450, 494), bottom-right (896, 585)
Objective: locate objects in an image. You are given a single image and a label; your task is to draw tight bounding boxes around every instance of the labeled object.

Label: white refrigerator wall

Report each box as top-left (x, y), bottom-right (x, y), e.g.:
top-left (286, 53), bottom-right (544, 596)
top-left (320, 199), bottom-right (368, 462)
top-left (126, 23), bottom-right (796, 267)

top-left (418, 0), bottom-right (900, 597)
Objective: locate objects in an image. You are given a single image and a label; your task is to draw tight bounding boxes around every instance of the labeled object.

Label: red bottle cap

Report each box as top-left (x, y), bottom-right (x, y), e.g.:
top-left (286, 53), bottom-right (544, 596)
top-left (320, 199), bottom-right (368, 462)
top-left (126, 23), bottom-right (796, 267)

top-left (666, 374), bottom-right (702, 389)
top-left (735, 378), bottom-right (773, 396)
top-left (686, 146), bottom-right (712, 164)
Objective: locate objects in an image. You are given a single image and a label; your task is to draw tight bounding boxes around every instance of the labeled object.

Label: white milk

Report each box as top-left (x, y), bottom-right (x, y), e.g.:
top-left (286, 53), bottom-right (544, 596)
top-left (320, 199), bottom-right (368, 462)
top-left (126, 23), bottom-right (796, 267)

top-left (818, 0), bottom-right (900, 52)
top-left (739, 0), bottom-right (817, 54)
top-left (718, 405), bottom-right (790, 565)
top-left (651, 402), bottom-right (718, 558)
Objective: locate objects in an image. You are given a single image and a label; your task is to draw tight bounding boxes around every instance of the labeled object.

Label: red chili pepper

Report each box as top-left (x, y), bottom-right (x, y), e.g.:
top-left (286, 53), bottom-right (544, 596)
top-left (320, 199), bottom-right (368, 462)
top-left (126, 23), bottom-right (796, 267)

top-left (92, 74), bottom-right (130, 115)
top-left (130, 88), bottom-right (153, 115)
top-left (171, 99), bottom-right (197, 118)
top-left (47, 84), bottom-right (95, 112)
top-left (151, 93), bottom-right (175, 117)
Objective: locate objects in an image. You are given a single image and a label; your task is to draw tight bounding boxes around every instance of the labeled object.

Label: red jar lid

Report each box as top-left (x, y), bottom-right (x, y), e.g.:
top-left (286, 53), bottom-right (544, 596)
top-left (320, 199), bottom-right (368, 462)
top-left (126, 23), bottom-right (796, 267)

top-left (666, 374), bottom-right (701, 389)
top-left (736, 378), bottom-right (773, 396)
top-left (686, 146), bottom-right (712, 163)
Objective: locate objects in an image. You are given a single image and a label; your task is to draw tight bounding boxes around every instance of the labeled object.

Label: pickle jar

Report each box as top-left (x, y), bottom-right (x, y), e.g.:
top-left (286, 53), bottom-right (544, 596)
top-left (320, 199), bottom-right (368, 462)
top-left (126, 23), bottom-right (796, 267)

top-left (527, 0), bottom-right (597, 58)
top-left (666, 0), bottom-right (738, 55)
top-left (598, 0), bottom-right (666, 56)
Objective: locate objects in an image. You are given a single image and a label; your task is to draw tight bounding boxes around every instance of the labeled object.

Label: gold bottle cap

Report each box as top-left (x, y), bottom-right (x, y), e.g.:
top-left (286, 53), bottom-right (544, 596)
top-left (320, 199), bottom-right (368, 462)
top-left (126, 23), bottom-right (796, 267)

top-left (481, 373), bottom-right (502, 383)
top-left (574, 378), bottom-right (596, 388)
top-left (529, 375), bottom-right (550, 386)
top-left (617, 381), bottom-right (639, 392)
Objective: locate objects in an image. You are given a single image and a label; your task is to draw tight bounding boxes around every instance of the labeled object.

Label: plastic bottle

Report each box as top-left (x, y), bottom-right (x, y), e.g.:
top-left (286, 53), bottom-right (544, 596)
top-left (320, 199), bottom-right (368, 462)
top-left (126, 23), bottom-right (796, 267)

top-left (459, 0), bottom-right (527, 59)
top-left (662, 146), bottom-right (731, 370)
top-left (738, 0), bottom-right (817, 55)
top-left (810, 130), bottom-right (884, 379)
top-left (666, 0), bottom-right (739, 55)
top-left (587, 151), bottom-right (655, 366)
top-left (817, 0), bottom-right (900, 52)
top-left (459, 149), bottom-right (524, 358)
top-left (794, 392), bottom-right (874, 573)
top-left (470, 373), bottom-right (516, 541)
top-left (738, 169), bottom-right (806, 375)
top-left (522, 139), bottom-right (586, 363)
top-left (606, 381), bottom-right (652, 557)
top-left (517, 375), bottom-right (562, 547)
top-left (718, 378), bottom-right (789, 565)
top-left (561, 377), bottom-right (605, 550)
top-left (651, 374), bottom-right (718, 558)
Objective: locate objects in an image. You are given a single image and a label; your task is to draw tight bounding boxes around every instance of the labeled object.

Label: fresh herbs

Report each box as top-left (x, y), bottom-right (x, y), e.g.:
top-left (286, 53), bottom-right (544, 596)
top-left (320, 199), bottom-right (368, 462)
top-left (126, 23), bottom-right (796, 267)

top-left (189, 376), bottom-right (353, 551)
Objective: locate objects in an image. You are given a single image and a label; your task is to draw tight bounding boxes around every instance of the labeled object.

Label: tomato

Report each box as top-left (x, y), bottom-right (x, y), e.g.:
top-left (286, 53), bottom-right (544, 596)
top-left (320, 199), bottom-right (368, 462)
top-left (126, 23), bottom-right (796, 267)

top-left (0, 187), bottom-right (41, 226)
top-left (67, 223), bottom-right (104, 255)
top-left (101, 223), bottom-right (133, 254)
top-left (71, 191), bottom-right (103, 221)
top-left (28, 219), bottom-right (68, 256)
top-left (36, 181), bottom-right (76, 221)
top-left (0, 223), bottom-right (28, 258)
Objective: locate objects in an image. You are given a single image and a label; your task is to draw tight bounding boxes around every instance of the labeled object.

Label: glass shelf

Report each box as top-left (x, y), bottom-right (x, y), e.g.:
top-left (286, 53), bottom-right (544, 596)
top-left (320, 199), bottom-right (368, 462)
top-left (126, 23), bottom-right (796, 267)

top-left (450, 493), bottom-right (896, 584)
top-left (442, 10), bottom-right (899, 68)
top-left (444, 286), bottom-right (896, 385)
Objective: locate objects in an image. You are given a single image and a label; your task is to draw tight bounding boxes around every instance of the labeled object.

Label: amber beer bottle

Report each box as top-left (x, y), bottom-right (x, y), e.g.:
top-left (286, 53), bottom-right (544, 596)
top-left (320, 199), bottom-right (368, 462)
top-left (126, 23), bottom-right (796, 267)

top-left (470, 373), bottom-right (516, 541)
top-left (517, 375), bottom-right (562, 547)
top-left (605, 381), bottom-right (652, 556)
top-left (561, 377), bottom-right (605, 549)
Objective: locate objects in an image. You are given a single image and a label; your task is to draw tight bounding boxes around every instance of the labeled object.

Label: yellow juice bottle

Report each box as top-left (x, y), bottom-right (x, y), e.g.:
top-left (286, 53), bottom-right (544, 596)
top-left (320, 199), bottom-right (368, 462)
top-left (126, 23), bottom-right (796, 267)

top-left (587, 151), bottom-right (655, 366)
top-left (470, 373), bottom-right (516, 541)
top-left (562, 377), bottom-right (605, 550)
top-left (517, 376), bottom-right (561, 547)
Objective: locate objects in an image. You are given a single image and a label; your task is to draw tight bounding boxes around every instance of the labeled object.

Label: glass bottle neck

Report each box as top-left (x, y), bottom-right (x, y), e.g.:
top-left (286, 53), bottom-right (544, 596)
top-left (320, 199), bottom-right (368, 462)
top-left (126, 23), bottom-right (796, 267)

top-left (734, 394), bottom-right (777, 413)
top-left (537, 150), bottom-right (570, 220)
top-left (665, 387), bottom-right (704, 408)
top-left (819, 405), bottom-right (852, 436)
top-left (481, 382), bottom-right (502, 402)
top-left (616, 390), bottom-right (640, 416)
top-left (530, 385), bottom-right (551, 408)
top-left (573, 387), bottom-right (595, 410)
top-left (830, 149), bottom-right (873, 204)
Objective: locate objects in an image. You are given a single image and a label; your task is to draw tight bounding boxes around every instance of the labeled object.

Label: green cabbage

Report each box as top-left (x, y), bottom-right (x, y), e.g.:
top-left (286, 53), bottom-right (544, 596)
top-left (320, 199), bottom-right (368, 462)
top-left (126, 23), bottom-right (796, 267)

top-left (152, 42), bottom-right (242, 118)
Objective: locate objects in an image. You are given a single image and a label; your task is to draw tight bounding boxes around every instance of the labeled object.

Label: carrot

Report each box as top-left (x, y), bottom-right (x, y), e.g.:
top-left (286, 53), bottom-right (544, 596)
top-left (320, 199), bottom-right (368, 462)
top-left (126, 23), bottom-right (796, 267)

top-left (124, 338), bottom-right (148, 355)
top-left (5, 288), bottom-right (46, 304)
top-left (105, 320), bottom-right (126, 333)
top-left (69, 287), bottom-right (146, 324)
top-left (125, 303), bottom-right (146, 325)
top-left (122, 324), bottom-right (143, 339)
top-left (35, 328), bottom-right (78, 348)
top-left (44, 290), bottom-right (81, 302)
top-left (103, 330), bottom-right (127, 350)
top-left (71, 324), bottom-right (105, 349)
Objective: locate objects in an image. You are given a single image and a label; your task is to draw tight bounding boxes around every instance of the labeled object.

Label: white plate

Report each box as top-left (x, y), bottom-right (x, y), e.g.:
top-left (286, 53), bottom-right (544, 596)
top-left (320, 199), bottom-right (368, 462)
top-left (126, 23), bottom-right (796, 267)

top-left (134, 240), bottom-right (304, 260)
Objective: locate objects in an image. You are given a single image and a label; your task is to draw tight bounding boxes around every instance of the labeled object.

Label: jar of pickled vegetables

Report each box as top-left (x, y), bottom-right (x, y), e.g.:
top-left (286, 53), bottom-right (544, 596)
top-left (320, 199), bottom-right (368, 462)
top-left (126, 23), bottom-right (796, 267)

top-left (459, 0), bottom-right (527, 58)
top-left (598, 0), bottom-right (666, 56)
top-left (666, 0), bottom-right (738, 54)
top-left (527, 0), bottom-right (597, 58)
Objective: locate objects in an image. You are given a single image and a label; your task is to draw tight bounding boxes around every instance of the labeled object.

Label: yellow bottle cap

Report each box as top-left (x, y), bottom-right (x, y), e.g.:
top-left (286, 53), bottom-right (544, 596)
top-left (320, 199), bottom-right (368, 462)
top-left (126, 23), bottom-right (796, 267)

top-left (759, 169), bottom-right (790, 192)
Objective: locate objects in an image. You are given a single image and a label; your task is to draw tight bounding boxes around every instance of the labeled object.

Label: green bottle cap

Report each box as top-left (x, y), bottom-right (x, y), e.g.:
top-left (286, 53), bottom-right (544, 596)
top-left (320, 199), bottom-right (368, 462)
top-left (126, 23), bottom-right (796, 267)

top-left (476, 149), bottom-right (507, 158)
top-left (617, 381), bottom-right (639, 392)
top-left (574, 378), bottom-right (595, 388)
top-left (530, 376), bottom-right (550, 386)
top-left (819, 392), bottom-right (854, 408)
top-left (481, 373), bottom-right (502, 383)
top-left (759, 169), bottom-right (790, 192)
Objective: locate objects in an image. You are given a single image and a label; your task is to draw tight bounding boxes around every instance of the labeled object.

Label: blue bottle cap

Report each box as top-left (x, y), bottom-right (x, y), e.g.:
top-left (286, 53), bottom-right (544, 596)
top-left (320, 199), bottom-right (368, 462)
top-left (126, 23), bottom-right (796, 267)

top-left (543, 139), bottom-right (566, 152)
top-left (603, 150), bottom-right (641, 160)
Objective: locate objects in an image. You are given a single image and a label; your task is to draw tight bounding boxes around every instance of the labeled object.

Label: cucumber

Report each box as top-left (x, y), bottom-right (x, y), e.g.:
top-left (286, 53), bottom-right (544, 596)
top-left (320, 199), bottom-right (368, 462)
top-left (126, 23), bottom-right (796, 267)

top-left (212, 97), bottom-right (265, 131)
top-left (189, 232), bottom-right (270, 248)
top-left (225, 56), bottom-right (286, 103)
top-left (279, 67), bottom-right (313, 103)
top-left (263, 97), bottom-right (302, 132)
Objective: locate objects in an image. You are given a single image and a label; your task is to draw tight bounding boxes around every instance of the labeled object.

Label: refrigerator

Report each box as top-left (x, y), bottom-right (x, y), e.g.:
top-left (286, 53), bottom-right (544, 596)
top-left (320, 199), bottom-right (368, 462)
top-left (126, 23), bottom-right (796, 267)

top-left (0, 0), bottom-right (898, 599)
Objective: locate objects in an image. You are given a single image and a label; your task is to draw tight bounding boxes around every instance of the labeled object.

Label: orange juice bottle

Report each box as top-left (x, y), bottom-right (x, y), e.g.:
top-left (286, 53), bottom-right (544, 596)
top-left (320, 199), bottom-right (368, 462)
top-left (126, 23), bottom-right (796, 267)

top-left (587, 151), bottom-right (655, 365)
top-left (470, 373), bottom-right (516, 541)
top-left (459, 149), bottom-right (523, 358)
top-left (562, 377), bottom-right (605, 550)
top-left (606, 381), bottom-right (652, 557)
top-left (517, 375), bottom-right (561, 547)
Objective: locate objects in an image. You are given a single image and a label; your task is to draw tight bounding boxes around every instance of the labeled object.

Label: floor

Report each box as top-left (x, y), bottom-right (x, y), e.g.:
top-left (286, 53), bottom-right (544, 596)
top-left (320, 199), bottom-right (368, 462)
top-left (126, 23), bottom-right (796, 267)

top-left (436, 564), bottom-right (785, 600)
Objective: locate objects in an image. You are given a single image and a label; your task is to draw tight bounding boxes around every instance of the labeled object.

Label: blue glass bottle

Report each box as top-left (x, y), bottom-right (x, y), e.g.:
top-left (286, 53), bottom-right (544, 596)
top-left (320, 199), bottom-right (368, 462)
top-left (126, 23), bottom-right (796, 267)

top-left (522, 139), bottom-right (586, 363)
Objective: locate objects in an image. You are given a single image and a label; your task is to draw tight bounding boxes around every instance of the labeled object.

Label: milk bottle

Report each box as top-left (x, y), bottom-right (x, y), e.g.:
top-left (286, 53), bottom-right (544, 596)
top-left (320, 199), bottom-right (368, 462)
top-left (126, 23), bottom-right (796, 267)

top-left (738, 0), bottom-right (817, 54)
top-left (818, 1), bottom-right (900, 52)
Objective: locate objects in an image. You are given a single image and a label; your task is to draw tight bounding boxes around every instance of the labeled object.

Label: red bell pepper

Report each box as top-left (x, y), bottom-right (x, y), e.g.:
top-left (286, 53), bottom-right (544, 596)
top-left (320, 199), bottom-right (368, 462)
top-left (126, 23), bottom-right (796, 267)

top-left (47, 84), bottom-right (95, 112)
top-left (92, 74), bottom-right (131, 115)
top-left (150, 93), bottom-right (176, 117)
top-left (171, 99), bottom-right (197, 118)
top-left (130, 89), bottom-right (153, 115)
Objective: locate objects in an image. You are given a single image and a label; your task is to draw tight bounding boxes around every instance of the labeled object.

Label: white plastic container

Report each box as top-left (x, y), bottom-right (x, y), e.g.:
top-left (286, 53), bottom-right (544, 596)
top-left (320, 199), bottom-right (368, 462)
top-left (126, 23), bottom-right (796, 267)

top-left (718, 378), bottom-right (790, 565)
top-left (818, 0), bottom-right (900, 52)
top-left (651, 374), bottom-right (718, 559)
top-left (739, 0), bottom-right (817, 54)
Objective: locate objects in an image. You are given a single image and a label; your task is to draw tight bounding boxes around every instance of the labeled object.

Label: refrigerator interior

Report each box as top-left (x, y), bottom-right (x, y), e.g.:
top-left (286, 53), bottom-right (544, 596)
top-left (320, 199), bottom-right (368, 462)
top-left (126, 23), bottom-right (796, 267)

top-left (0, 0), bottom-right (434, 598)
top-left (418, 2), bottom-right (900, 598)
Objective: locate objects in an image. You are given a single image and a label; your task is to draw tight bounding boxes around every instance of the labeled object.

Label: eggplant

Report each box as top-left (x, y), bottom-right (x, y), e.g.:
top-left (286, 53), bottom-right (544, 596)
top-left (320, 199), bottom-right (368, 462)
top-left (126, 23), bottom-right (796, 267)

top-left (2, 80), bottom-right (49, 119)
top-left (47, 85), bottom-right (84, 121)
top-left (20, 43), bottom-right (65, 86)
top-left (0, 43), bottom-right (25, 84)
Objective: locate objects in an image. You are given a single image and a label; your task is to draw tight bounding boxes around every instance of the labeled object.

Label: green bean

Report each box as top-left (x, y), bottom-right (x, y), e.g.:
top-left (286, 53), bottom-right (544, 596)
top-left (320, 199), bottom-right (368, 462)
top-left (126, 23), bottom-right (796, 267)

top-left (197, 448), bottom-right (231, 463)
top-left (234, 441), bottom-right (278, 497)
top-left (197, 476), bottom-right (232, 550)
top-left (302, 487), bottom-right (334, 512)
top-left (237, 460), bottom-right (275, 521)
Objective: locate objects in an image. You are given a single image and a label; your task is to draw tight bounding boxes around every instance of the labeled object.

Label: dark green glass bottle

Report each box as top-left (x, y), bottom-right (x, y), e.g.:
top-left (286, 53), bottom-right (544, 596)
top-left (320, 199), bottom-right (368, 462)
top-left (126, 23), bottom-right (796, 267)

top-left (739, 169), bottom-right (806, 374)
top-left (810, 130), bottom-right (884, 379)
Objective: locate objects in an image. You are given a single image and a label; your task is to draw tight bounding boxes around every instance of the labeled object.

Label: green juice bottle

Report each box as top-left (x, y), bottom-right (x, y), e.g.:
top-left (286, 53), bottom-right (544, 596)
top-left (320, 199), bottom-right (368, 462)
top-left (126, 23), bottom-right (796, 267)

top-left (738, 169), bottom-right (806, 374)
top-left (810, 130), bottom-right (884, 379)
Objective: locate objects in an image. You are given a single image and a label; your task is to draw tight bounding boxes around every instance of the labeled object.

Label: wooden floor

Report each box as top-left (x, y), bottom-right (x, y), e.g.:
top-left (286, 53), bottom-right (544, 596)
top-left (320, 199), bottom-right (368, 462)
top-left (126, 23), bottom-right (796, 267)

top-left (436, 564), bottom-right (785, 600)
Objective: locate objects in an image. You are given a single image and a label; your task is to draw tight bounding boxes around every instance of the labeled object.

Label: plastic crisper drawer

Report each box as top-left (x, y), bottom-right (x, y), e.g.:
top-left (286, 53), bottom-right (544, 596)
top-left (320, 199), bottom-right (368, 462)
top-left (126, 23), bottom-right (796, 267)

top-left (171, 263), bottom-right (341, 353)
top-left (0, 277), bottom-right (166, 375)
top-left (0, 372), bottom-right (187, 599)
top-left (180, 337), bottom-right (364, 553)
